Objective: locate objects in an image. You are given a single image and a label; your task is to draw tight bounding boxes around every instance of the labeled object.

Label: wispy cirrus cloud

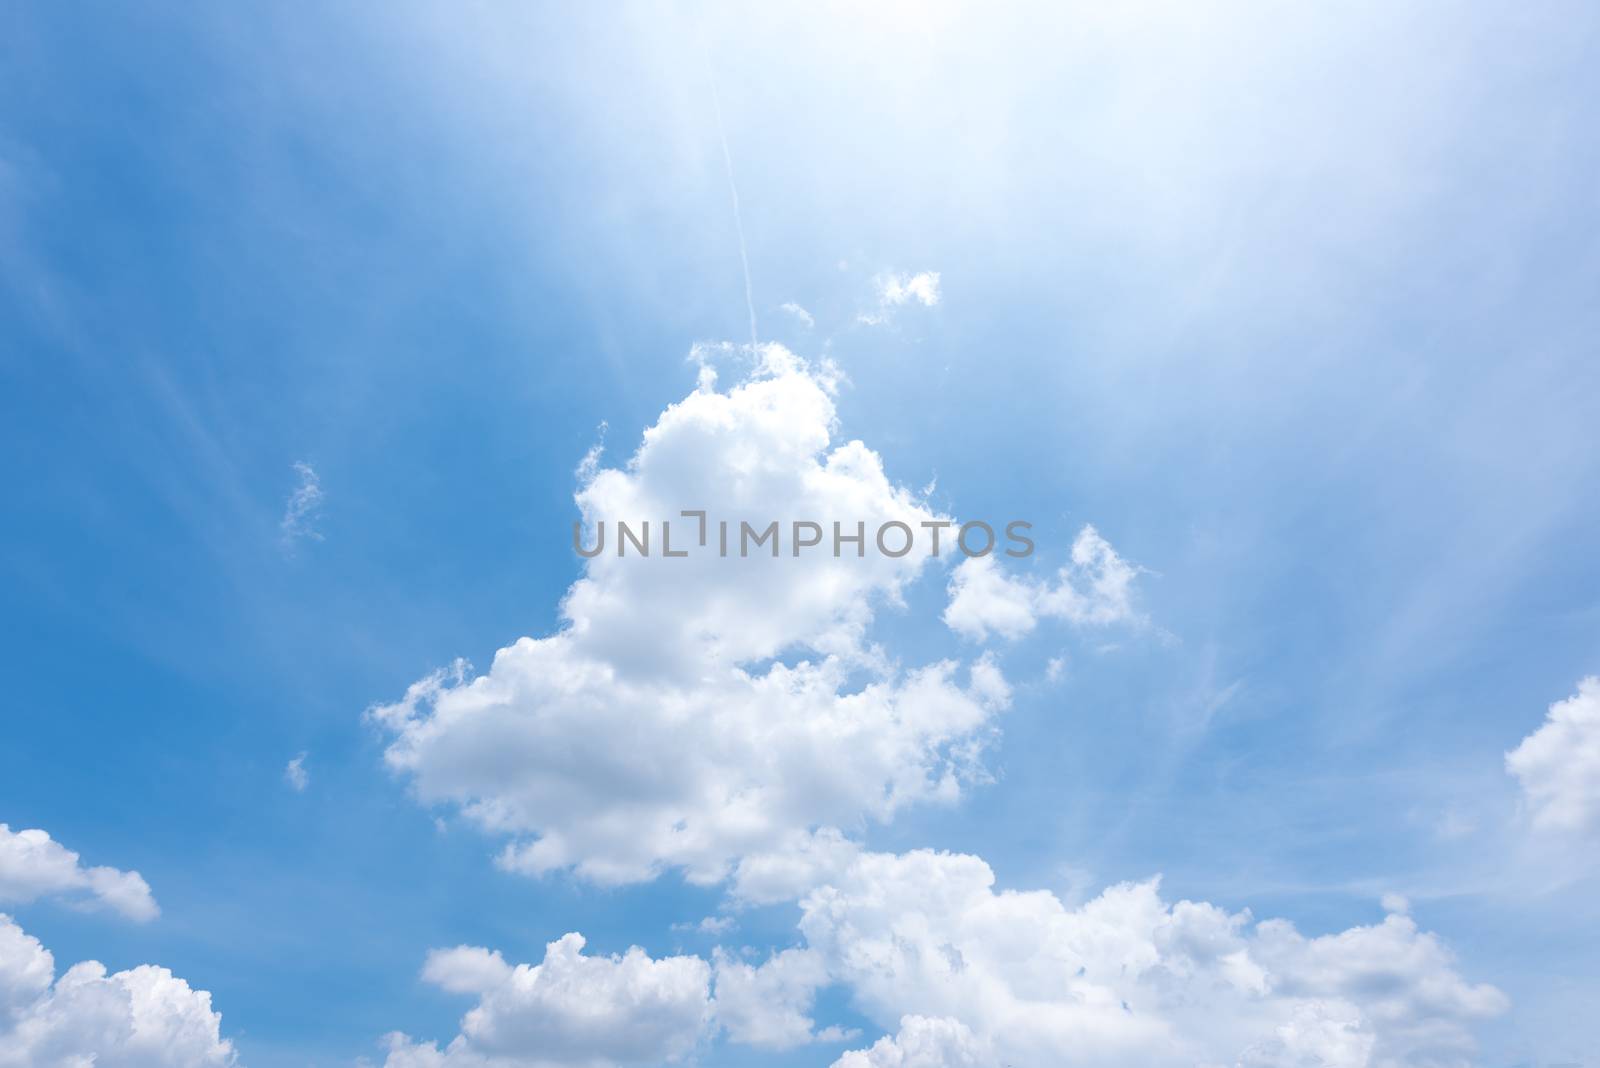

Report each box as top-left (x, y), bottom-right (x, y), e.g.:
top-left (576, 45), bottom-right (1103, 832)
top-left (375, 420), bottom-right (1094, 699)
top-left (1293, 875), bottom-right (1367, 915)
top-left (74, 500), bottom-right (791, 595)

top-left (285, 751), bottom-right (310, 792)
top-left (779, 301), bottom-right (815, 328)
top-left (279, 460), bottom-right (324, 551)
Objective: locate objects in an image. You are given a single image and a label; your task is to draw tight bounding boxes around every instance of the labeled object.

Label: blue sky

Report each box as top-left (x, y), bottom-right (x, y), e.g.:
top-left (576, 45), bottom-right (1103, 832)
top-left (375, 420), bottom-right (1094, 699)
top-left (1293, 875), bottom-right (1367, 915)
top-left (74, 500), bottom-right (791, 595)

top-left (2, 4), bottom-right (1599, 1067)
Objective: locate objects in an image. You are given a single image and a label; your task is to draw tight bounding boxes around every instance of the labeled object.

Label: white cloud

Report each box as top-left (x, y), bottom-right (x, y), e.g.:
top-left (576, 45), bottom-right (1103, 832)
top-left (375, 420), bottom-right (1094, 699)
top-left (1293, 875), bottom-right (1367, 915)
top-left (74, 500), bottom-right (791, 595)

top-left (671, 915), bottom-right (735, 937)
top-left (422, 946), bottom-right (513, 996)
top-left (0, 825), bottom-right (158, 923)
top-left (382, 933), bottom-right (711, 1068)
top-left (0, 913), bottom-right (235, 1067)
top-left (1235, 999), bottom-right (1373, 1068)
top-left (800, 848), bottom-right (1505, 1068)
top-left (279, 460), bottom-right (324, 549)
top-left (859, 272), bottom-right (941, 325)
top-left (780, 302), bottom-right (815, 329)
top-left (353, 345), bottom-right (1489, 1067)
top-left (942, 556), bottom-right (1037, 641)
top-left (730, 827), bottom-right (864, 907)
top-left (387, 847), bottom-right (1500, 1068)
top-left (832, 1015), bottom-right (992, 1068)
top-left (881, 272), bottom-right (940, 307)
top-left (696, 916), bottom-right (735, 936)
top-left (712, 946), bottom-right (836, 1050)
top-left (575, 422), bottom-right (608, 484)
top-left (943, 525), bottom-right (1140, 642)
top-left (1379, 892), bottom-right (1410, 916)
top-left (1505, 676), bottom-right (1600, 834)
top-left (369, 348), bottom-right (1009, 886)
top-left (386, 931), bottom-right (836, 1065)
top-left (284, 752), bottom-right (309, 792)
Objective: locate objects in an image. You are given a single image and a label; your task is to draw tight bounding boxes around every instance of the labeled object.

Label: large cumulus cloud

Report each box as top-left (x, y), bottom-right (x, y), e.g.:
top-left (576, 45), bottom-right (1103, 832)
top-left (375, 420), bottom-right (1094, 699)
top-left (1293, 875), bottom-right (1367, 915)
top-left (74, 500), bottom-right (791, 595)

top-left (369, 347), bottom-right (1010, 885)
top-left (805, 849), bottom-right (1506, 1068)
top-left (0, 914), bottom-right (234, 1068)
top-left (375, 847), bottom-right (1505, 1068)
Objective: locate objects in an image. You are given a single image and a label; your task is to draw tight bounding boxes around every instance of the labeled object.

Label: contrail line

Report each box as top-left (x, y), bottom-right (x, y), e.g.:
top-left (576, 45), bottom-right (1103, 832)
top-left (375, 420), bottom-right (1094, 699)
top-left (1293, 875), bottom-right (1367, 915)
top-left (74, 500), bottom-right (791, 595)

top-left (705, 54), bottom-right (758, 352)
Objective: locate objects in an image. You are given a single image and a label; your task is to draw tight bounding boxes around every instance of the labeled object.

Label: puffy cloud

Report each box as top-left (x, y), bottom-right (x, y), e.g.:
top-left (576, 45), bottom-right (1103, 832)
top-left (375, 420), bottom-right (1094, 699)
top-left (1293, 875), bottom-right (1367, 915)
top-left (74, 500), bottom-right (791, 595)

top-left (941, 557), bottom-right (1037, 642)
top-left (859, 271), bottom-right (940, 325)
top-left (382, 933), bottom-right (711, 1068)
top-left (369, 349), bottom-right (1008, 886)
top-left (712, 946), bottom-right (833, 1050)
top-left (422, 947), bottom-right (514, 996)
top-left (880, 273), bottom-right (940, 308)
top-left (0, 913), bottom-right (234, 1068)
top-left (392, 848), bottom-right (1499, 1067)
top-left (943, 525), bottom-right (1140, 641)
top-left (0, 825), bottom-right (158, 923)
top-left (1505, 676), bottom-right (1600, 834)
top-left (0, 916), bottom-right (52, 1025)
top-left (693, 916), bottom-right (734, 936)
top-left (729, 827), bottom-right (864, 907)
top-left (801, 849), bottom-right (1505, 1068)
top-left (1235, 1000), bottom-right (1372, 1068)
top-left (831, 1016), bottom-right (992, 1068)
top-left (389, 934), bottom-right (844, 1064)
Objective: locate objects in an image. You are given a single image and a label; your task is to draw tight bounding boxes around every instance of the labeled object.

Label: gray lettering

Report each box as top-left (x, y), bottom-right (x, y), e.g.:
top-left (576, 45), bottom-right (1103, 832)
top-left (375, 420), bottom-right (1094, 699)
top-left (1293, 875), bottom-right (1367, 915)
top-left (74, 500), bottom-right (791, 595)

top-left (574, 520), bottom-right (605, 558)
top-left (662, 520), bottom-right (688, 557)
top-left (618, 520), bottom-right (650, 557)
top-left (958, 520), bottom-right (995, 558)
top-left (792, 521), bottom-right (823, 556)
top-left (741, 520), bottom-right (779, 557)
top-left (876, 520), bottom-right (914, 558)
top-left (1004, 520), bottom-right (1034, 558)
top-left (834, 521), bottom-right (865, 557)
top-left (681, 510), bottom-right (708, 546)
